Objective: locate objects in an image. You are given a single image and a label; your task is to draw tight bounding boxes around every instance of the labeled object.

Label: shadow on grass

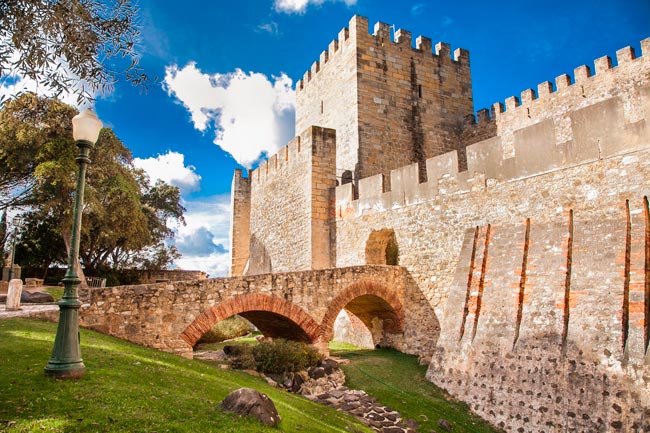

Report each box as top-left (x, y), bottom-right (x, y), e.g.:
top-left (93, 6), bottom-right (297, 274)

top-left (0, 319), bottom-right (371, 433)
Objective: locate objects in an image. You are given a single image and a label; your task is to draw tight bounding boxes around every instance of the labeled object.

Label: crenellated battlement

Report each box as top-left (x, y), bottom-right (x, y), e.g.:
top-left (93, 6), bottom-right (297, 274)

top-left (463, 37), bottom-right (650, 140)
top-left (296, 15), bottom-right (469, 93)
top-left (337, 39), bottom-right (650, 219)
top-left (249, 135), bottom-right (304, 188)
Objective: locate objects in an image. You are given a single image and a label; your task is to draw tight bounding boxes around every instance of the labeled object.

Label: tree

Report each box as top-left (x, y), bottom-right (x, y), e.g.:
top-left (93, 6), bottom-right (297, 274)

top-left (0, 93), bottom-right (77, 210)
top-left (4, 94), bottom-right (185, 274)
top-left (0, 0), bottom-right (147, 105)
top-left (13, 211), bottom-right (66, 279)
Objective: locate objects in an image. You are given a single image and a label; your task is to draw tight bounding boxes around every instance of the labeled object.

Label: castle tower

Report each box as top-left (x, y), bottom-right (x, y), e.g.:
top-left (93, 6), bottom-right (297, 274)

top-left (296, 15), bottom-right (474, 185)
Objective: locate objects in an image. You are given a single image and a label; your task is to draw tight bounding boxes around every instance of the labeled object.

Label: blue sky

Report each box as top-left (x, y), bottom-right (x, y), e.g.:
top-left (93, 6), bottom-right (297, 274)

top-left (9, 0), bottom-right (650, 276)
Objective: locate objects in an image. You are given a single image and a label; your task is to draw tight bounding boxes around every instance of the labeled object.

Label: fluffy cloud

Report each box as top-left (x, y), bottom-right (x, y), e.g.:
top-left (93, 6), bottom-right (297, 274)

top-left (163, 63), bottom-right (295, 168)
top-left (176, 226), bottom-right (227, 257)
top-left (133, 151), bottom-right (201, 194)
top-left (173, 194), bottom-right (232, 277)
top-left (274, 0), bottom-right (357, 14)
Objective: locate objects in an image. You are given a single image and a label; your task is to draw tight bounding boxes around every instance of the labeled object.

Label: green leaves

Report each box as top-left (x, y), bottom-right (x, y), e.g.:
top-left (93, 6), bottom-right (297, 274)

top-left (0, 0), bottom-right (148, 106)
top-left (6, 94), bottom-right (185, 276)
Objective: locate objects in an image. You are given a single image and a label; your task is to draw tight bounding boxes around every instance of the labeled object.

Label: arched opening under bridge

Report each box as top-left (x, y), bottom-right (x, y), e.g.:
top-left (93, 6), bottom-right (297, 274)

top-left (180, 294), bottom-right (321, 348)
top-left (321, 281), bottom-right (404, 349)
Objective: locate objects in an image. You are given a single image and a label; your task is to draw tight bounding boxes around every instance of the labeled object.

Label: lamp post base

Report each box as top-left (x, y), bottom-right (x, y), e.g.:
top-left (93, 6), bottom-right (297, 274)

top-left (44, 361), bottom-right (86, 379)
top-left (44, 293), bottom-right (86, 380)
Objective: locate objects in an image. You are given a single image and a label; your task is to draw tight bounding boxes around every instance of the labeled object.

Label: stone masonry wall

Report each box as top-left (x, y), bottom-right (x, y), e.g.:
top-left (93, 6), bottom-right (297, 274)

top-left (296, 15), bottom-right (473, 186)
top-left (354, 18), bottom-right (473, 183)
top-left (296, 17), bottom-right (360, 184)
top-left (248, 126), bottom-right (336, 274)
top-left (332, 40), bottom-right (650, 432)
top-left (79, 265), bottom-right (440, 359)
top-left (229, 169), bottom-right (250, 276)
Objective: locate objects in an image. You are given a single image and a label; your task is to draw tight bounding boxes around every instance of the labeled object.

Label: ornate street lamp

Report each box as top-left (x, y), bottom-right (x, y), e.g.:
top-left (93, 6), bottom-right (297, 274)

top-left (7, 215), bottom-right (23, 281)
top-left (45, 109), bottom-right (102, 379)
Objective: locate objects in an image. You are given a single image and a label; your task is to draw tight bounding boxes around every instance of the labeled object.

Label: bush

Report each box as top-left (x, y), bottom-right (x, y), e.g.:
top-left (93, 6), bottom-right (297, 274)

top-left (252, 339), bottom-right (324, 374)
top-left (225, 345), bottom-right (257, 370)
top-left (197, 316), bottom-right (251, 344)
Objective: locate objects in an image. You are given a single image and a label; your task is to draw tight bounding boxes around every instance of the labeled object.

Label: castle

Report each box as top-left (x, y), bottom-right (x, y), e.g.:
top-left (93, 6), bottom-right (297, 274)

top-left (228, 15), bottom-right (650, 433)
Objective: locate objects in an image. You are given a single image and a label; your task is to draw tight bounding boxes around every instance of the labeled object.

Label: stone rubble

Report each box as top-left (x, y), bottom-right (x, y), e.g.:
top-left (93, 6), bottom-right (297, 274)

top-left (197, 350), bottom-right (439, 433)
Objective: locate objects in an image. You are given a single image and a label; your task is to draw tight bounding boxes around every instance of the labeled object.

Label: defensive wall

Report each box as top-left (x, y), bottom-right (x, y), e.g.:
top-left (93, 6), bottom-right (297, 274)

top-left (332, 38), bottom-right (650, 431)
top-left (295, 15), bottom-right (473, 185)
top-left (77, 265), bottom-right (439, 359)
top-left (232, 126), bottom-right (337, 275)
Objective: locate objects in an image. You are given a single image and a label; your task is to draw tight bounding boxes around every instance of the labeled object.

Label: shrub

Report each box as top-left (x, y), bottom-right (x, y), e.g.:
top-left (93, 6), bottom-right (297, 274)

top-left (226, 345), bottom-right (257, 370)
top-left (253, 339), bottom-right (324, 374)
top-left (196, 316), bottom-right (251, 344)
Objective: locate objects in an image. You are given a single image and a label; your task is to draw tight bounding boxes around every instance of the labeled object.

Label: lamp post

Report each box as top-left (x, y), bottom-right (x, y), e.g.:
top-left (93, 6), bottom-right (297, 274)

top-left (45, 109), bottom-right (102, 379)
top-left (7, 215), bottom-right (23, 281)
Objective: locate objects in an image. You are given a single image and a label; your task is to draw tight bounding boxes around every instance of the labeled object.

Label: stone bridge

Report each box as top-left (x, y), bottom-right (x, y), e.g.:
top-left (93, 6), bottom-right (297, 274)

top-left (79, 265), bottom-right (439, 358)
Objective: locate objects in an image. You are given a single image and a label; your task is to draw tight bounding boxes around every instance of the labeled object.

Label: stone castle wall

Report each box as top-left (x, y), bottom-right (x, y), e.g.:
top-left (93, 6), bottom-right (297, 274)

top-left (230, 169), bottom-right (250, 276)
top-left (295, 18), bottom-right (360, 183)
top-left (296, 16), bottom-right (473, 185)
top-left (244, 126), bottom-right (337, 275)
top-left (332, 39), bottom-right (650, 432)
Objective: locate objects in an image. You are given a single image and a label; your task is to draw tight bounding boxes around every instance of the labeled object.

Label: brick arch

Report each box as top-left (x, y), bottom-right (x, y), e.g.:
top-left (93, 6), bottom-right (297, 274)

top-left (320, 281), bottom-right (404, 342)
top-left (180, 294), bottom-right (321, 347)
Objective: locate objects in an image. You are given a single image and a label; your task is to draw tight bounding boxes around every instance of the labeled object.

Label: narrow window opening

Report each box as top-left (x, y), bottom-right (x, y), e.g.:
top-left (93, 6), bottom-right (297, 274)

top-left (320, 100), bottom-right (324, 114)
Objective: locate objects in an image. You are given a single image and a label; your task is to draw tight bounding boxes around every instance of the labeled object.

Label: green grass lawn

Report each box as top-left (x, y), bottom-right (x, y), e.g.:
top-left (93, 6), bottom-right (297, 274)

top-left (330, 344), bottom-right (502, 433)
top-left (0, 319), bottom-right (371, 433)
top-left (42, 287), bottom-right (63, 301)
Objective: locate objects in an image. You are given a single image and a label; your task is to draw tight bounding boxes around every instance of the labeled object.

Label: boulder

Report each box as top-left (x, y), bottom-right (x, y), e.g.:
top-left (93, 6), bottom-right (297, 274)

top-left (308, 366), bottom-right (326, 379)
top-left (291, 371), bottom-right (309, 393)
top-left (22, 291), bottom-right (55, 303)
top-left (437, 418), bottom-right (453, 431)
top-left (322, 358), bottom-right (339, 375)
top-left (219, 387), bottom-right (281, 426)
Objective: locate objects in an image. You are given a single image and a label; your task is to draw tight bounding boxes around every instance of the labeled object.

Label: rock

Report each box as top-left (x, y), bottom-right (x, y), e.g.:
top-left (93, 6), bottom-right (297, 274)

top-left (219, 388), bottom-right (281, 426)
top-left (22, 291), bottom-right (54, 304)
top-left (264, 376), bottom-right (278, 387)
top-left (193, 349), bottom-right (227, 362)
top-left (437, 418), bottom-right (453, 431)
top-left (404, 418), bottom-right (419, 429)
top-left (322, 358), bottom-right (339, 374)
top-left (308, 366), bottom-right (326, 379)
top-left (291, 371), bottom-right (308, 393)
top-left (6, 279), bottom-right (23, 310)
top-left (282, 373), bottom-right (293, 388)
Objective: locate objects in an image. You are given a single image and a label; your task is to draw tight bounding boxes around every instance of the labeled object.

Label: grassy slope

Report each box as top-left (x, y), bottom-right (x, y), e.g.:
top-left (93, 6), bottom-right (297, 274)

top-left (331, 344), bottom-right (501, 433)
top-left (0, 319), bottom-right (371, 433)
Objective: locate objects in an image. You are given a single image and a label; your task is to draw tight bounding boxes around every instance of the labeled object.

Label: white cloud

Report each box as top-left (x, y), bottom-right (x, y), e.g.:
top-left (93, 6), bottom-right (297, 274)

top-left (173, 194), bottom-right (232, 277)
top-left (410, 3), bottom-right (426, 16)
top-left (133, 151), bottom-right (201, 194)
top-left (257, 21), bottom-right (280, 35)
top-left (163, 63), bottom-right (295, 168)
top-left (274, 0), bottom-right (357, 14)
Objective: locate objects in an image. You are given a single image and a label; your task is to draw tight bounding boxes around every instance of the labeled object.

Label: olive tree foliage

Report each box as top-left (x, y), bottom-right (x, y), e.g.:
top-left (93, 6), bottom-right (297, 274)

top-left (3, 94), bottom-right (185, 274)
top-left (0, 0), bottom-right (147, 105)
